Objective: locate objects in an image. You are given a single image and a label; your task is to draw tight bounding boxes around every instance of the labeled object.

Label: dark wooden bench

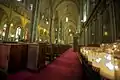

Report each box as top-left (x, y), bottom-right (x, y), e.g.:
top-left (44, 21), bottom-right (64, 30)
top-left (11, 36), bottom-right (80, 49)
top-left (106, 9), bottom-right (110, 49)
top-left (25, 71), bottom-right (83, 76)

top-left (8, 43), bottom-right (28, 73)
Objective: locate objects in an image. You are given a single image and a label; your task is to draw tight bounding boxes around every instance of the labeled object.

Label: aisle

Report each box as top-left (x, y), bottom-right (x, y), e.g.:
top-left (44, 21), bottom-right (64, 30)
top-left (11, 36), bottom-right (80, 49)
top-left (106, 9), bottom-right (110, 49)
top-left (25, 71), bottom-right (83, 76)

top-left (8, 48), bottom-right (82, 80)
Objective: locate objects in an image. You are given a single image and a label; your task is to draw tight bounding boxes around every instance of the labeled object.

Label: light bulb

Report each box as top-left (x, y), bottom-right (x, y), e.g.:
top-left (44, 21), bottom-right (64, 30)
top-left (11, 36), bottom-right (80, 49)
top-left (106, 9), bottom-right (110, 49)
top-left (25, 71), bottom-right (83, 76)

top-left (39, 39), bottom-right (42, 41)
top-left (10, 23), bottom-right (13, 27)
top-left (70, 34), bottom-right (72, 36)
top-left (44, 29), bottom-right (46, 32)
top-left (113, 45), bottom-right (117, 48)
top-left (66, 17), bottom-right (68, 22)
top-left (17, 0), bottom-right (22, 1)
top-left (55, 29), bottom-right (57, 31)
top-left (4, 24), bottom-right (7, 28)
top-left (69, 29), bottom-right (71, 32)
top-left (115, 66), bottom-right (119, 70)
top-left (46, 21), bottom-right (49, 24)
top-left (2, 32), bottom-right (5, 36)
top-left (11, 35), bottom-right (14, 37)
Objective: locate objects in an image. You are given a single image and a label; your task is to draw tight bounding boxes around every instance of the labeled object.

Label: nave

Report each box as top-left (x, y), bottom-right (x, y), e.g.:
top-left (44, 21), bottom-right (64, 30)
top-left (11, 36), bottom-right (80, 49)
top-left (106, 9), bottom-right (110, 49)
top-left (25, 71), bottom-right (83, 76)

top-left (8, 48), bottom-right (82, 80)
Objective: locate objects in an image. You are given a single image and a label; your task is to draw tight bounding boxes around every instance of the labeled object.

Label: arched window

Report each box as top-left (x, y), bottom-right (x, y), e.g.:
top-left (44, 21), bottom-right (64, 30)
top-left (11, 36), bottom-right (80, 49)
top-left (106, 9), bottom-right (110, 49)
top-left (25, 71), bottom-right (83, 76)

top-left (15, 27), bottom-right (21, 41)
top-left (2, 24), bottom-right (7, 37)
top-left (25, 29), bottom-right (28, 40)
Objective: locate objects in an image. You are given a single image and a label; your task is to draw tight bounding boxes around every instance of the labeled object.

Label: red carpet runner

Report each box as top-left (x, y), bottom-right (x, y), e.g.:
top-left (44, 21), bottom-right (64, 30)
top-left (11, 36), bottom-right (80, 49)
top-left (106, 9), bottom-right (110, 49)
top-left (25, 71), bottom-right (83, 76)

top-left (8, 48), bottom-right (82, 80)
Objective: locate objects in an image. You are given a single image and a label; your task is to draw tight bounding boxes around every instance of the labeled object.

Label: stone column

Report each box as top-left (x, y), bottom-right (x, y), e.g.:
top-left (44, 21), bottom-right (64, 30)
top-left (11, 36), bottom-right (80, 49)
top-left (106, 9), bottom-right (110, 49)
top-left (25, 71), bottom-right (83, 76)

top-left (4, 0), bottom-right (13, 41)
top-left (30, 0), bottom-right (40, 42)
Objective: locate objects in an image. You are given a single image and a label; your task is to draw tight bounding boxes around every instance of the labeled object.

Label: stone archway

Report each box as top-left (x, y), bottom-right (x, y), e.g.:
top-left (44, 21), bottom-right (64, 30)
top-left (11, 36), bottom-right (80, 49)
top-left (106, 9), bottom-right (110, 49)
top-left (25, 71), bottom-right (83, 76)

top-left (53, 0), bottom-right (80, 13)
top-left (0, 8), bottom-right (8, 24)
top-left (0, 8), bottom-right (8, 40)
top-left (9, 16), bottom-right (22, 41)
top-left (52, 0), bottom-right (79, 44)
top-left (63, 21), bottom-right (76, 44)
top-left (38, 28), bottom-right (49, 42)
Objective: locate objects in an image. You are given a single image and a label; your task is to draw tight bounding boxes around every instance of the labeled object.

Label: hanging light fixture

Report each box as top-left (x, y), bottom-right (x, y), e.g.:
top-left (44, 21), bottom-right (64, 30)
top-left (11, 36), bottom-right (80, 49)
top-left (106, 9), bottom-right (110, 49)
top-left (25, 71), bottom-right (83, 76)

top-left (10, 23), bottom-right (13, 27)
top-left (11, 34), bottom-right (15, 38)
top-left (55, 29), bottom-right (57, 31)
top-left (4, 24), bottom-right (7, 28)
top-left (17, 0), bottom-right (22, 2)
top-left (42, 15), bottom-right (44, 19)
top-left (104, 31), bottom-right (108, 36)
top-left (46, 21), bottom-right (49, 24)
top-left (2, 32), bottom-right (5, 37)
top-left (70, 34), bottom-right (72, 36)
top-left (30, 4), bottom-right (33, 10)
top-left (65, 5), bottom-right (69, 22)
top-left (68, 29), bottom-right (71, 32)
top-left (66, 17), bottom-right (68, 22)
top-left (39, 38), bottom-right (42, 41)
top-left (44, 29), bottom-right (46, 32)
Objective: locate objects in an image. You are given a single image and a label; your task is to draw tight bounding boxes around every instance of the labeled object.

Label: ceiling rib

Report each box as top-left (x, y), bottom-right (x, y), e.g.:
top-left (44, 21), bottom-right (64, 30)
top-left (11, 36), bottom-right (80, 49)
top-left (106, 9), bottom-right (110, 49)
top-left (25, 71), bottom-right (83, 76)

top-left (53, 0), bottom-right (80, 13)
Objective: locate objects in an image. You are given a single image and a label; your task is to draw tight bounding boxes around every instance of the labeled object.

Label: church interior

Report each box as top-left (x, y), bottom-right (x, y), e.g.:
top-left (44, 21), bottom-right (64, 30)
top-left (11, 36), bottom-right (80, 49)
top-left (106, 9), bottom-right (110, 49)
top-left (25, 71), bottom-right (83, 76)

top-left (0, 0), bottom-right (120, 80)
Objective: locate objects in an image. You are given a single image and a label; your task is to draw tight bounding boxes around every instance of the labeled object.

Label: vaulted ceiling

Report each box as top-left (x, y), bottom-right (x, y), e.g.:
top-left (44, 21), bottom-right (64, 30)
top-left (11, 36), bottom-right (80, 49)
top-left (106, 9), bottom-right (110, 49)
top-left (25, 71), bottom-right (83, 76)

top-left (40, 0), bottom-right (80, 33)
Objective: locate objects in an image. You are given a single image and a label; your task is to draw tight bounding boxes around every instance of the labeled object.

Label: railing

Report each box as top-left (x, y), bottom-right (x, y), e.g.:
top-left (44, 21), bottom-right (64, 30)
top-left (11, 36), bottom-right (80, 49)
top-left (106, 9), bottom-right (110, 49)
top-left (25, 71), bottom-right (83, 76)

top-left (79, 50), bottom-right (103, 80)
top-left (78, 42), bottom-right (120, 80)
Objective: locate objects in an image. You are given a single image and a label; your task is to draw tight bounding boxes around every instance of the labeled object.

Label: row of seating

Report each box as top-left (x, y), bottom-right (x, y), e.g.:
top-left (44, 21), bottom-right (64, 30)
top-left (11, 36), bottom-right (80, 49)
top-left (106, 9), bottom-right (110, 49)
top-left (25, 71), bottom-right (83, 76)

top-left (78, 44), bottom-right (109, 80)
top-left (0, 43), bottom-right (71, 74)
top-left (79, 52), bottom-right (102, 80)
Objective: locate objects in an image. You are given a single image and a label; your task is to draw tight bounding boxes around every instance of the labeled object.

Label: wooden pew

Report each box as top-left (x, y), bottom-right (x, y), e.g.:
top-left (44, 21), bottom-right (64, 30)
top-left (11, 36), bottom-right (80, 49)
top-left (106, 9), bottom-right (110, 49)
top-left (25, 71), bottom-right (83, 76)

top-left (20, 44), bottom-right (28, 70)
top-left (38, 43), bottom-right (47, 69)
top-left (0, 43), bottom-right (28, 73)
top-left (52, 44), bottom-right (59, 59)
top-left (0, 44), bottom-right (11, 70)
top-left (79, 44), bottom-right (102, 80)
top-left (53, 44), bottom-right (71, 57)
top-left (45, 44), bottom-right (52, 64)
top-left (7, 43), bottom-right (28, 73)
top-left (27, 43), bottom-right (72, 72)
top-left (27, 43), bottom-right (39, 71)
top-left (27, 43), bottom-right (48, 71)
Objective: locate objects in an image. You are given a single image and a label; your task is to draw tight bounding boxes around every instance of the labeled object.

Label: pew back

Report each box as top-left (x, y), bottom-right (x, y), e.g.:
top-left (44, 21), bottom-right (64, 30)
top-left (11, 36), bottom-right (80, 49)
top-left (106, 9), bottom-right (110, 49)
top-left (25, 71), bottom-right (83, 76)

top-left (27, 43), bottom-right (39, 71)
top-left (0, 43), bottom-right (71, 73)
top-left (8, 43), bottom-right (28, 73)
top-left (0, 44), bottom-right (11, 70)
